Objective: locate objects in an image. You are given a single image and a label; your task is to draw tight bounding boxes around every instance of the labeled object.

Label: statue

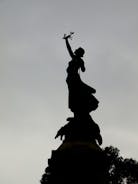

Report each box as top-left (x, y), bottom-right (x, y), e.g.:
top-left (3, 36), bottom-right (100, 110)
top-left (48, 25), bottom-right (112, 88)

top-left (54, 33), bottom-right (103, 145)
top-left (40, 33), bottom-right (108, 184)
top-left (63, 33), bottom-right (99, 115)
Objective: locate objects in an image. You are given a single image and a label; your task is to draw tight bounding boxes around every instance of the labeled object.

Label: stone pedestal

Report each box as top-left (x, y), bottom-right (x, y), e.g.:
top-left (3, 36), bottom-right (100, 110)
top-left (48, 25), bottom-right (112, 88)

top-left (41, 141), bottom-right (108, 184)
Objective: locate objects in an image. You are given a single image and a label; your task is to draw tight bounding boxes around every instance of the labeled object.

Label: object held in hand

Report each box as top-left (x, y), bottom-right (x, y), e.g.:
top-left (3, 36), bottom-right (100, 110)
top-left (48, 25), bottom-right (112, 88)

top-left (63, 32), bottom-right (74, 40)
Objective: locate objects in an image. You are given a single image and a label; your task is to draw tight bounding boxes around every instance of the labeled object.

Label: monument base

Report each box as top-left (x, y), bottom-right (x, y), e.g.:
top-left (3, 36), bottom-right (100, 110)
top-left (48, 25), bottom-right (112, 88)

top-left (41, 141), bottom-right (108, 184)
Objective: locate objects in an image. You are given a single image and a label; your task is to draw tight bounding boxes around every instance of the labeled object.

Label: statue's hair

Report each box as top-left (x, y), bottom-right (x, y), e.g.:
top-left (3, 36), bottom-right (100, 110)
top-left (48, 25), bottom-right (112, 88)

top-left (75, 47), bottom-right (85, 56)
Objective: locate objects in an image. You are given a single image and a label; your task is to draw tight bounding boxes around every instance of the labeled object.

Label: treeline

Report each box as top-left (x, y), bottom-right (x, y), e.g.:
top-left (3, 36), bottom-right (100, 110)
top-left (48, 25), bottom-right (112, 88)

top-left (104, 146), bottom-right (138, 184)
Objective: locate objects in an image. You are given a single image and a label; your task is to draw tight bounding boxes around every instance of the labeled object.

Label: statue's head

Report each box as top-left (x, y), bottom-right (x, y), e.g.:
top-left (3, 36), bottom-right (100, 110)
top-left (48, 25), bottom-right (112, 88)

top-left (74, 47), bottom-right (85, 57)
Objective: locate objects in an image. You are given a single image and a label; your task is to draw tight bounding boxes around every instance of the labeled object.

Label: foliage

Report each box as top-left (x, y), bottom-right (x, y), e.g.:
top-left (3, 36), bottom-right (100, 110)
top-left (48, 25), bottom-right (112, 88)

top-left (104, 146), bottom-right (138, 184)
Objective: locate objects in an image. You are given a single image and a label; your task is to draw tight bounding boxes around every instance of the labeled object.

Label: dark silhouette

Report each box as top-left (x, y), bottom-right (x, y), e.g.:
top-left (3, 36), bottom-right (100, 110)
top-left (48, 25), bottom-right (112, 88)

top-left (41, 145), bottom-right (138, 184)
top-left (55, 115), bottom-right (102, 145)
top-left (64, 33), bottom-right (99, 114)
top-left (104, 146), bottom-right (138, 184)
top-left (40, 33), bottom-right (108, 184)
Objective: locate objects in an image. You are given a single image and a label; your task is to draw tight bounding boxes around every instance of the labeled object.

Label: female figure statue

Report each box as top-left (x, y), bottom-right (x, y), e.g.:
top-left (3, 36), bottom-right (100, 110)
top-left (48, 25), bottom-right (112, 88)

top-left (63, 33), bottom-right (99, 114)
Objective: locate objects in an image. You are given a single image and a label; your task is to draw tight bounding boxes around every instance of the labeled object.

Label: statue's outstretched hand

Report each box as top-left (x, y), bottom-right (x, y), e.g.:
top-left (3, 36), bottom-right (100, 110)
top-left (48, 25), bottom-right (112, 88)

top-left (63, 32), bottom-right (74, 40)
top-left (63, 34), bottom-right (68, 39)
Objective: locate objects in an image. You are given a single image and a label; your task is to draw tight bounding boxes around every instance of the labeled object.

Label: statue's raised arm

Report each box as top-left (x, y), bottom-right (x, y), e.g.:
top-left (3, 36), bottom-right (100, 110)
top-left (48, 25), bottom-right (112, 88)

top-left (63, 32), bottom-right (74, 58)
top-left (63, 32), bottom-right (86, 72)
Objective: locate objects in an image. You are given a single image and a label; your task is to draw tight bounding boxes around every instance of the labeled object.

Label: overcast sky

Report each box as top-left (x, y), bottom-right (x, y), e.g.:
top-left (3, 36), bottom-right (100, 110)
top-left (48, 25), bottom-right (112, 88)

top-left (1, 0), bottom-right (138, 184)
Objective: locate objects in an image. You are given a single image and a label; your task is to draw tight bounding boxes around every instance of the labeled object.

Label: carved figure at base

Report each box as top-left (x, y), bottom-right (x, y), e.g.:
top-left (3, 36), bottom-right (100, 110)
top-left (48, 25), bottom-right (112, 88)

top-left (55, 114), bottom-right (102, 146)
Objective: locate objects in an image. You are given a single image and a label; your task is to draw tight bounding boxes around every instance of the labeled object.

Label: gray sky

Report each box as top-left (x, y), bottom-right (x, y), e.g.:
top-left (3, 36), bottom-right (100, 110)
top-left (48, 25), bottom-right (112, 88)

top-left (0, 0), bottom-right (138, 184)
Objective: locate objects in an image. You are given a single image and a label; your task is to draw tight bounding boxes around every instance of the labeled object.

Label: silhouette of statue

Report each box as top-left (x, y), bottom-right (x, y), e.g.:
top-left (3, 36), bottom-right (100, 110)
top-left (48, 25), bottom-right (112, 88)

top-left (40, 33), bottom-right (108, 184)
top-left (63, 33), bottom-right (99, 114)
top-left (55, 114), bottom-right (102, 145)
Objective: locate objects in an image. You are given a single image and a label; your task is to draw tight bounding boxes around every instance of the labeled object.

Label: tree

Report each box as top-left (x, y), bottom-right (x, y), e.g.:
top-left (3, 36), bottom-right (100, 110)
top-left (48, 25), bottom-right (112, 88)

top-left (104, 146), bottom-right (138, 184)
